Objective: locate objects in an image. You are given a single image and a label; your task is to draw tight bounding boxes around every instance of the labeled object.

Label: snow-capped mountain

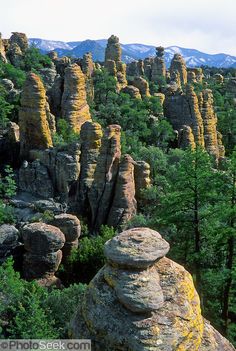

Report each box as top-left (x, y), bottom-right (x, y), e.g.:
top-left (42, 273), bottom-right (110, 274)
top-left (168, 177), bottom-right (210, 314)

top-left (29, 38), bottom-right (236, 68)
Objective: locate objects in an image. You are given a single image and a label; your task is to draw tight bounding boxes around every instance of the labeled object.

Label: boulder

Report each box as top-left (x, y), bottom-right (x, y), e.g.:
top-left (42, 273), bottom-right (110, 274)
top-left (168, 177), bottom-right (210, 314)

top-left (22, 222), bottom-right (65, 285)
top-left (70, 227), bottom-right (235, 351)
top-left (0, 225), bottom-right (20, 263)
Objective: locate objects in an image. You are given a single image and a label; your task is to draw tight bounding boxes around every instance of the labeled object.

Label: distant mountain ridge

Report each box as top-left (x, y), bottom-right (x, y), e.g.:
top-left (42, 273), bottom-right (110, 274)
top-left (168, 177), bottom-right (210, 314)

top-left (29, 38), bottom-right (236, 68)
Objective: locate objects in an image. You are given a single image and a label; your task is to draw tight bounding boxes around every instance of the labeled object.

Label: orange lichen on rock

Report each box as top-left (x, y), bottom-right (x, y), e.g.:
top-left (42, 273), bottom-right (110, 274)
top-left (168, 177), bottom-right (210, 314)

top-left (61, 64), bottom-right (91, 132)
top-left (19, 72), bottom-right (53, 159)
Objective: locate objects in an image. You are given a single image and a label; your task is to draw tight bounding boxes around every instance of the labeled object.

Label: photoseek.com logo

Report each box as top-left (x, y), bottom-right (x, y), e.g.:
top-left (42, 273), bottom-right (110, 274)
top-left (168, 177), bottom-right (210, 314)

top-left (0, 340), bottom-right (91, 351)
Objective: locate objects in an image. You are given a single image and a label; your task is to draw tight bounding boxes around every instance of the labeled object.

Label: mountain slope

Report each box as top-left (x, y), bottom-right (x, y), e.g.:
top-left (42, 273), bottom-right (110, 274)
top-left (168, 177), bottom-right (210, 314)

top-left (29, 38), bottom-right (236, 68)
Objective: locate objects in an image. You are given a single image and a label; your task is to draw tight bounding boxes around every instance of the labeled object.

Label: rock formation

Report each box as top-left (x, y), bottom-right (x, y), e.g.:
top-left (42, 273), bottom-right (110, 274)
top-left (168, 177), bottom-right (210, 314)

top-left (19, 73), bottom-right (53, 159)
top-left (19, 142), bottom-right (81, 202)
top-left (201, 89), bottom-right (223, 159)
top-left (61, 64), bottom-right (91, 132)
top-left (170, 53), bottom-right (187, 85)
top-left (70, 227), bottom-right (235, 351)
top-left (132, 76), bottom-right (150, 98)
top-left (121, 85), bottom-right (141, 99)
top-left (18, 114), bottom-right (150, 230)
top-left (105, 35), bottom-right (127, 89)
top-left (179, 125), bottom-right (196, 150)
top-left (107, 155), bottom-right (137, 228)
top-left (134, 161), bottom-right (151, 200)
top-left (7, 32), bottom-right (28, 66)
top-left (22, 223), bottom-right (65, 286)
top-left (151, 46), bottom-right (166, 85)
top-left (214, 73), bottom-right (224, 84)
top-left (0, 33), bottom-right (7, 62)
top-left (88, 124), bottom-right (121, 230)
top-left (76, 121), bottom-right (103, 215)
top-left (49, 214), bottom-right (81, 261)
top-left (0, 225), bottom-right (20, 263)
top-left (164, 84), bottom-right (224, 158)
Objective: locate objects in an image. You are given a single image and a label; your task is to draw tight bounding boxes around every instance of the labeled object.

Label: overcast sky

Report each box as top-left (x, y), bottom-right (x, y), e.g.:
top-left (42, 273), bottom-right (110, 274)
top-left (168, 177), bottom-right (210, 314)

top-left (1, 0), bottom-right (235, 55)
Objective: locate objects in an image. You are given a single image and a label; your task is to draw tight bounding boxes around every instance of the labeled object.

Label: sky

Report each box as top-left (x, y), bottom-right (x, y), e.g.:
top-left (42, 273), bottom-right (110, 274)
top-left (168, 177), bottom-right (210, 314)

top-left (1, 0), bottom-right (235, 55)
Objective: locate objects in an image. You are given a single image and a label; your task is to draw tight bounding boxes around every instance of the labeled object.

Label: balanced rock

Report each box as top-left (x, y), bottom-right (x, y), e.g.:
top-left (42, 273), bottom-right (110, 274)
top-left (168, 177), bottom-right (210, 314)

top-left (19, 73), bottom-right (53, 159)
top-left (71, 227), bottom-right (235, 351)
top-left (22, 223), bottom-right (65, 286)
top-left (151, 46), bottom-right (166, 85)
top-left (9, 32), bottom-right (28, 53)
top-left (49, 214), bottom-right (81, 260)
top-left (61, 64), bottom-right (91, 132)
top-left (105, 35), bottom-right (122, 62)
top-left (105, 35), bottom-right (127, 89)
top-left (104, 228), bottom-right (169, 269)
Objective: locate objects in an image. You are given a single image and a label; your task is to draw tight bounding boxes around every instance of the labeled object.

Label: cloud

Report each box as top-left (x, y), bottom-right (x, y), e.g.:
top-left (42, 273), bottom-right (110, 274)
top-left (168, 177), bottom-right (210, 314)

top-left (1, 0), bottom-right (235, 55)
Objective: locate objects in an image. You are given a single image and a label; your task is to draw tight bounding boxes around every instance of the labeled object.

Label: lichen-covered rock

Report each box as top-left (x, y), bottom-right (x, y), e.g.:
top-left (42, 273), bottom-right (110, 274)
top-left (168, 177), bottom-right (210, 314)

top-left (179, 125), bottom-right (196, 150)
top-left (170, 53), bottom-right (187, 85)
top-left (70, 227), bottom-right (235, 351)
top-left (214, 73), bottom-right (224, 84)
top-left (132, 76), bottom-right (150, 98)
top-left (201, 89), bottom-right (225, 158)
top-left (76, 121), bottom-right (103, 215)
top-left (151, 46), bottom-right (166, 85)
top-left (81, 52), bottom-right (94, 78)
top-left (105, 35), bottom-right (127, 89)
top-left (61, 64), bottom-right (91, 132)
top-left (29, 143), bottom-right (81, 203)
top-left (19, 73), bottom-right (53, 159)
top-left (107, 155), bottom-right (137, 228)
top-left (87, 125), bottom-right (121, 230)
top-left (105, 35), bottom-right (122, 62)
top-left (9, 32), bottom-right (28, 53)
top-left (121, 85), bottom-right (141, 99)
top-left (7, 32), bottom-right (28, 66)
top-left (39, 66), bottom-right (57, 91)
top-left (0, 225), bottom-right (20, 263)
top-left (134, 161), bottom-right (151, 200)
top-left (22, 222), bottom-right (65, 285)
top-left (49, 214), bottom-right (81, 260)
top-left (104, 228), bottom-right (169, 269)
top-left (19, 160), bottom-right (54, 198)
top-left (186, 84), bottom-right (205, 147)
top-left (0, 33), bottom-right (7, 62)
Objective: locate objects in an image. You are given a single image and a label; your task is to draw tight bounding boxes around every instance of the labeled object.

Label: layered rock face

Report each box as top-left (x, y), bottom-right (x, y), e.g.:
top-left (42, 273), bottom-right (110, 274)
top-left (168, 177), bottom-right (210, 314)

top-left (61, 64), bottom-right (91, 132)
top-left (105, 35), bottom-right (127, 89)
top-left (151, 46), bottom-right (166, 85)
top-left (71, 227), bottom-right (235, 351)
top-left (22, 223), bottom-right (65, 286)
top-left (170, 53), bottom-right (188, 85)
top-left (19, 73), bottom-right (53, 159)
